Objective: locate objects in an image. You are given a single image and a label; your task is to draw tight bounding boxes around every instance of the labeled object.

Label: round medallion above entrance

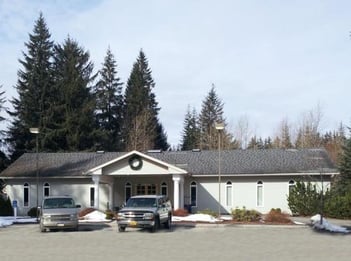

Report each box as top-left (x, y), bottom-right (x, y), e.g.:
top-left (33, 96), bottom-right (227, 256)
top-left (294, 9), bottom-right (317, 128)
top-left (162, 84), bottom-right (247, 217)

top-left (128, 155), bottom-right (143, 170)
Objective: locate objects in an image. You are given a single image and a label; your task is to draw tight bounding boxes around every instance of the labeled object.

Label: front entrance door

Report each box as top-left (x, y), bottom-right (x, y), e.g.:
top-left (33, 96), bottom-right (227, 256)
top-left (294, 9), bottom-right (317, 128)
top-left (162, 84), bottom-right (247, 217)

top-left (136, 184), bottom-right (157, 195)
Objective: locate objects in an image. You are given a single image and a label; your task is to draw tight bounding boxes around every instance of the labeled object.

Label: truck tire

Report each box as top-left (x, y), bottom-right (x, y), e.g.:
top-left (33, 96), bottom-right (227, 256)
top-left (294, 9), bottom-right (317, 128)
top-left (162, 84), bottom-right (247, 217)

top-left (164, 214), bottom-right (172, 230)
top-left (150, 216), bottom-right (159, 233)
top-left (118, 226), bottom-right (126, 232)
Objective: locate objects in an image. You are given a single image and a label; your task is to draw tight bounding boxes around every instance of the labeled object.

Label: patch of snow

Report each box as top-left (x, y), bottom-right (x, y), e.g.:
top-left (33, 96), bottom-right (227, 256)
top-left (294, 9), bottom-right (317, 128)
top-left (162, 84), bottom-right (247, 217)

top-left (80, 210), bottom-right (110, 222)
top-left (0, 216), bottom-right (37, 227)
top-left (310, 214), bottom-right (349, 233)
top-left (172, 214), bottom-right (221, 223)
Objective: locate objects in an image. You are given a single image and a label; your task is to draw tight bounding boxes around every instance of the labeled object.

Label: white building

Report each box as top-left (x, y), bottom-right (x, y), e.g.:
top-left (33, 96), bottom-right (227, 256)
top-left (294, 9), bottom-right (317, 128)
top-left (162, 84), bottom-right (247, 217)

top-left (0, 148), bottom-right (338, 216)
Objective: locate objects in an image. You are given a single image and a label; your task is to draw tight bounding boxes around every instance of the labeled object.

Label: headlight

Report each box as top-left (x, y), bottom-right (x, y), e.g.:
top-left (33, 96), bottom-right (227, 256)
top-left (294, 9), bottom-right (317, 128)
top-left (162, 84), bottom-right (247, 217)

top-left (117, 213), bottom-right (125, 219)
top-left (43, 214), bottom-right (51, 219)
top-left (143, 213), bottom-right (154, 220)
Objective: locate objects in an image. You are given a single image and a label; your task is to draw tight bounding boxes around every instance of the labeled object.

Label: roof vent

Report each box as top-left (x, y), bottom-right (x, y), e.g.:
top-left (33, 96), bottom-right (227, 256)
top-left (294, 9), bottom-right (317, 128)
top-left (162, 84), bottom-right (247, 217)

top-left (147, 149), bottom-right (162, 153)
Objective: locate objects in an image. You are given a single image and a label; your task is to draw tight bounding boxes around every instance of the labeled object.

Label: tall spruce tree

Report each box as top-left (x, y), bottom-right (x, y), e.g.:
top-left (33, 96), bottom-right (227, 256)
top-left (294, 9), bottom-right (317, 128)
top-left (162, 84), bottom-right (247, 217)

top-left (336, 128), bottom-right (351, 194)
top-left (123, 50), bottom-right (168, 151)
top-left (50, 37), bottom-right (96, 151)
top-left (198, 85), bottom-right (234, 150)
top-left (0, 85), bottom-right (9, 171)
top-left (6, 13), bottom-right (54, 160)
top-left (181, 106), bottom-right (200, 150)
top-left (93, 47), bottom-right (124, 151)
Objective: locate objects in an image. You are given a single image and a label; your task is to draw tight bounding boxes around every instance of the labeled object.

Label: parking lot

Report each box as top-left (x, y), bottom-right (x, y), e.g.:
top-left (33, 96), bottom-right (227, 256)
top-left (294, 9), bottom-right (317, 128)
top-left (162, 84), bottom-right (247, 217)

top-left (1, 222), bottom-right (351, 261)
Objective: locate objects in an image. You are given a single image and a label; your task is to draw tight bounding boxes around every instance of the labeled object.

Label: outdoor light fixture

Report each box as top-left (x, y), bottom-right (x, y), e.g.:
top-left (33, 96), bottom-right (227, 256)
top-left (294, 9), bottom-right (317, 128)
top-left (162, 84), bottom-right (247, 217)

top-left (30, 127), bottom-right (40, 221)
top-left (215, 122), bottom-right (224, 218)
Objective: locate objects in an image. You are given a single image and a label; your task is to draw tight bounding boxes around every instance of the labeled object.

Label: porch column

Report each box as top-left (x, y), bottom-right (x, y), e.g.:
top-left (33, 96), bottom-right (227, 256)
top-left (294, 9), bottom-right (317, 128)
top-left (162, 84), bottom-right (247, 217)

top-left (172, 175), bottom-right (184, 210)
top-left (172, 175), bottom-right (180, 210)
top-left (180, 178), bottom-right (184, 209)
top-left (92, 175), bottom-right (100, 209)
top-left (108, 181), bottom-right (114, 210)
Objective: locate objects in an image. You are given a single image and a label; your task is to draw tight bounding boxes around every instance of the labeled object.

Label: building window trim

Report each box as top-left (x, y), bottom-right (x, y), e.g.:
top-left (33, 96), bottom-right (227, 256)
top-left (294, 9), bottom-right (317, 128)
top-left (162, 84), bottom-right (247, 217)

top-left (125, 182), bottom-right (132, 203)
top-left (256, 181), bottom-right (264, 207)
top-left (225, 181), bottom-right (233, 207)
top-left (161, 182), bottom-right (168, 196)
top-left (23, 183), bottom-right (29, 207)
top-left (90, 187), bottom-right (95, 207)
top-left (43, 182), bottom-right (50, 197)
top-left (190, 181), bottom-right (197, 207)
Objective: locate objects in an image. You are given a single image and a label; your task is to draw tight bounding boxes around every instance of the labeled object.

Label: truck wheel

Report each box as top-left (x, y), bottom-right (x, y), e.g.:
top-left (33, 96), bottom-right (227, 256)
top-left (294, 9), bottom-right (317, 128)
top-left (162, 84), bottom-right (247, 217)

top-left (165, 215), bottom-right (172, 230)
top-left (150, 217), bottom-right (159, 233)
top-left (40, 221), bottom-right (46, 232)
top-left (118, 226), bottom-right (126, 232)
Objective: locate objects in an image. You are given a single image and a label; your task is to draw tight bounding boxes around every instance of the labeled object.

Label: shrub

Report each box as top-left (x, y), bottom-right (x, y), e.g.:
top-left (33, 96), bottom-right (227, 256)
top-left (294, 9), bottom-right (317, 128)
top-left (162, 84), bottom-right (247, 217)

top-left (0, 195), bottom-right (14, 216)
top-left (287, 181), bottom-right (321, 216)
top-left (231, 207), bottom-right (261, 222)
top-left (27, 207), bottom-right (39, 218)
top-left (197, 208), bottom-right (217, 217)
top-left (173, 208), bottom-right (189, 217)
top-left (105, 209), bottom-right (115, 220)
top-left (264, 208), bottom-right (292, 224)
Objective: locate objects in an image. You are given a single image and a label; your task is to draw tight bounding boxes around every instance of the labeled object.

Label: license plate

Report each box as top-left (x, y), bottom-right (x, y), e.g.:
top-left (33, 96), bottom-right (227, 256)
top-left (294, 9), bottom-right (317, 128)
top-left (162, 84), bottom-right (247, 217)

top-left (57, 224), bottom-right (65, 227)
top-left (129, 221), bottom-right (137, 226)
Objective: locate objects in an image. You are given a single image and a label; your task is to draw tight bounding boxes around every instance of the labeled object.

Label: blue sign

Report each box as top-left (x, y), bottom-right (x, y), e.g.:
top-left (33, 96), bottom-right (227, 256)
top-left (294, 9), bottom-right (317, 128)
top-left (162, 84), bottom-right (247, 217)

top-left (12, 200), bottom-right (17, 208)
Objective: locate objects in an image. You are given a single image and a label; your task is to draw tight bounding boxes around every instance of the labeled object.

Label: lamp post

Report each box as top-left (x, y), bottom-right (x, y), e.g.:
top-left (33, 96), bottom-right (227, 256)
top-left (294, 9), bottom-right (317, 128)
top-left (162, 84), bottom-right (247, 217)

top-left (29, 127), bottom-right (40, 221)
top-left (311, 156), bottom-right (324, 225)
top-left (215, 122), bottom-right (224, 218)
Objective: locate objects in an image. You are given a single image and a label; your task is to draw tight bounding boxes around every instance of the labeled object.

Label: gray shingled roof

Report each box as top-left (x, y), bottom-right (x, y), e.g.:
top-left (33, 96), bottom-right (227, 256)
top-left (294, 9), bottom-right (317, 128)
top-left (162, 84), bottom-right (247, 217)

top-left (0, 148), bottom-right (337, 178)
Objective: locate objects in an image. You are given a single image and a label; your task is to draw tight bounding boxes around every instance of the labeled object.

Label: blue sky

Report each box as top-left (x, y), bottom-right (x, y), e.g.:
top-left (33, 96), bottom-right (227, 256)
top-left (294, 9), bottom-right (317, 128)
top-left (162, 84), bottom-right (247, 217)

top-left (0, 0), bottom-right (350, 147)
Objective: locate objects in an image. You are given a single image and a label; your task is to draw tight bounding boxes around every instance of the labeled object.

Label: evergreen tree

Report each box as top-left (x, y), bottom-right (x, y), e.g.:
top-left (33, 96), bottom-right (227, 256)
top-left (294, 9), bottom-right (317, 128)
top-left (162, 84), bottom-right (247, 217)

top-left (123, 50), bottom-right (168, 151)
top-left (93, 47), bottom-right (124, 151)
top-left (50, 37), bottom-right (96, 151)
top-left (335, 127), bottom-right (351, 194)
top-left (198, 85), bottom-right (234, 150)
top-left (6, 13), bottom-right (54, 160)
top-left (0, 85), bottom-right (9, 170)
top-left (264, 137), bottom-right (273, 149)
top-left (181, 106), bottom-right (200, 150)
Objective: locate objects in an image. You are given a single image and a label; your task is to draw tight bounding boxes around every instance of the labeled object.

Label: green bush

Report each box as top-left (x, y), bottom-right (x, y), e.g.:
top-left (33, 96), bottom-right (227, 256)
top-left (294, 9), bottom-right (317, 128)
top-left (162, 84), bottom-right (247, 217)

top-left (0, 195), bottom-right (14, 216)
top-left (27, 207), bottom-right (39, 218)
top-left (231, 207), bottom-right (261, 222)
top-left (105, 209), bottom-right (115, 220)
top-left (287, 181), bottom-right (321, 216)
top-left (324, 188), bottom-right (351, 219)
top-left (197, 208), bottom-right (218, 217)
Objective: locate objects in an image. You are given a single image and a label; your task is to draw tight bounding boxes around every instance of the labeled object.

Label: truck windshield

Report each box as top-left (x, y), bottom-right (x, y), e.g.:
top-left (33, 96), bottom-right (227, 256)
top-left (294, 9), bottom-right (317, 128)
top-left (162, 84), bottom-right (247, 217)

top-left (43, 198), bottom-right (75, 209)
top-left (126, 198), bottom-right (157, 208)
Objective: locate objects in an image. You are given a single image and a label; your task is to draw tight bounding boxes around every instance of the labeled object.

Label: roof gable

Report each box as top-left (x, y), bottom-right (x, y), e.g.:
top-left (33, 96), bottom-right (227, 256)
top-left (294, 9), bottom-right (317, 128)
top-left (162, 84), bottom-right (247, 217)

top-left (84, 150), bottom-right (187, 175)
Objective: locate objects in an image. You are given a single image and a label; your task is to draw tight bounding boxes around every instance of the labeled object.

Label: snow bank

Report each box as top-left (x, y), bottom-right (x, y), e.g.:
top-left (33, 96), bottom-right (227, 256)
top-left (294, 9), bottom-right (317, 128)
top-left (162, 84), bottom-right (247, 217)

top-left (172, 213), bottom-right (220, 223)
top-left (310, 214), bottom-right (349, 233)
top-left (0, 217), bottom-right (37, 227)
top-left (80, 210), bottom-right (110, 222)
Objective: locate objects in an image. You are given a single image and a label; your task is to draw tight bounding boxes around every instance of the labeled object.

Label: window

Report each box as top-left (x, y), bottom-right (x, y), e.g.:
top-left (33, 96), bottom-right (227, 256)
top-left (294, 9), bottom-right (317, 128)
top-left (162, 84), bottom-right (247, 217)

top-left (226, 181), bottom-right (232, 206)
top-left (190, 181), bottom-right (197, 206)
top-left (136, 184), bottom-right (156, 195)
top-left (288, 180), bottom-right (295, 195)
top-left (90, 187), bottom-right (95, 207)
top-left (161, 182), bottom-right (168, 196)
top-left (256, 181), bottom-right (263, 207)
top-left (43, 183), bottom-right (50, 197)
top-left (125, 182), bottom-right (132, 202)
top-left (24, 183), bottom-right (29, 207)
